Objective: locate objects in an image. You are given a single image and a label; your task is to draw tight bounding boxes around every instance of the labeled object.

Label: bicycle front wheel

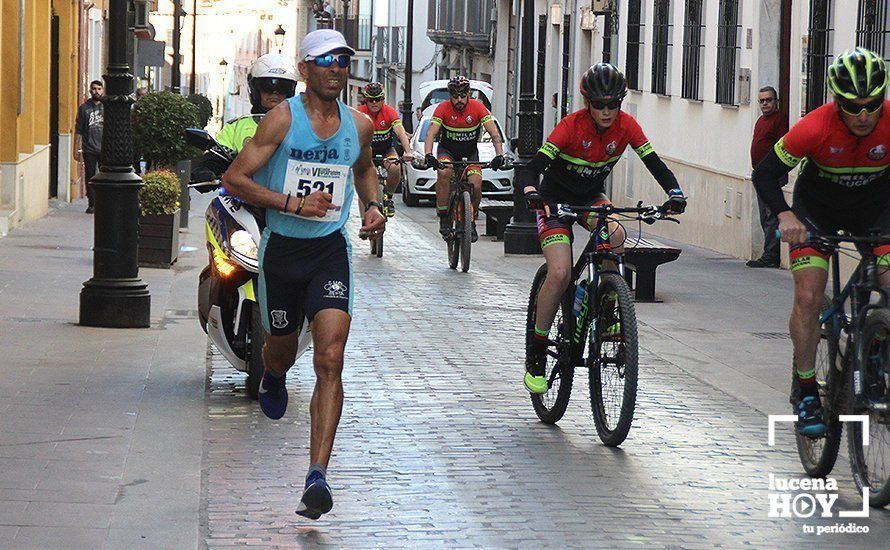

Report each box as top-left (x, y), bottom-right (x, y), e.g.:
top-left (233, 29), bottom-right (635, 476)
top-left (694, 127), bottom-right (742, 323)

top-left (375, 182), bottom-right (384, 258)
top-left (847, 308), bottom-right (890, 507)
top-left (795, 296), bottom-right (843, 479)
top-left (526, 264), bottom-right (573, 423)
top-left (446, 193), bottom-right (460, 269)
top-left (588, 272), bottom-right (638, 447)
top-left (459, 190), bottom-right (472, 272)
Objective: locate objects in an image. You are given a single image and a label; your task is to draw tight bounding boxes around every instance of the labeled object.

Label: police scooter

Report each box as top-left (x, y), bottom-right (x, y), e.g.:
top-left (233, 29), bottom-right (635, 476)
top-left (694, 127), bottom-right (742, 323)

top-left (185, 128), bottom-right (311, 398)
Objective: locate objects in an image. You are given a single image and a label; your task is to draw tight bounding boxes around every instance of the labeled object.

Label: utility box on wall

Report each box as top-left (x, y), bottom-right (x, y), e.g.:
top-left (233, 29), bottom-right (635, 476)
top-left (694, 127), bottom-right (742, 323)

top-left (738, 67), bottom-right (751, 105)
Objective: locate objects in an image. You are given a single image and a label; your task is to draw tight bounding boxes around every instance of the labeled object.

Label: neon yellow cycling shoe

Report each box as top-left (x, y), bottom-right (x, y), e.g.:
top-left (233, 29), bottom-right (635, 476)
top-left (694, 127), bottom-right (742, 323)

top-left (524, 371), bottom-right (548, 394)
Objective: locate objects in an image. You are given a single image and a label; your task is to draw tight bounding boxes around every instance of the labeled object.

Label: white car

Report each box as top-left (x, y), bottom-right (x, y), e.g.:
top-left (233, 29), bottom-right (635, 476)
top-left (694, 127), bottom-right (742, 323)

top-left (402, 116), bottom-right (514, 206)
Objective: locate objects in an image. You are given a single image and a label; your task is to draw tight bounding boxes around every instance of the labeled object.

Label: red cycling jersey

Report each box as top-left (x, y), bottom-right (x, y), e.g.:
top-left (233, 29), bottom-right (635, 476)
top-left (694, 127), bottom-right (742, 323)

top-left (358, 103), bottom-right (402, 155)
top-left (539, 109), bottom-right (654, 202)
top-left (431, 99), bottom-right (492, 159)
top-left (775, 100), bottom-right (890, 215)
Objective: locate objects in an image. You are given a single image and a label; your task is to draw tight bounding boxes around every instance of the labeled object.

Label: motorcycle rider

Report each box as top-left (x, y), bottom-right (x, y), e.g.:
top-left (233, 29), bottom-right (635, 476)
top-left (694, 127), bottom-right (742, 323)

top-left (192, 53), bottom-right (299, 181)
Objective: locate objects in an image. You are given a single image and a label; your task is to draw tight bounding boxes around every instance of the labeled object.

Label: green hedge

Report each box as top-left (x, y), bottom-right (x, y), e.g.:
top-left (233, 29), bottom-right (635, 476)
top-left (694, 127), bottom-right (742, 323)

top-left (132, 91), bottom-right (200, 169)
top-left (187, 93), bottom-right (214, 129)
top-left (139, 170), bottom-right (181, 216)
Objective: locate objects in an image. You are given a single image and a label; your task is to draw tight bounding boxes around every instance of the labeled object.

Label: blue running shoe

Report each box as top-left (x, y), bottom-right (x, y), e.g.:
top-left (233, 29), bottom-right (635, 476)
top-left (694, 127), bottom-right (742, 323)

top-left (296, 471), bottom-right (333, 520)
top-left (258, 371), bottom-right (287, 420)
top-left (796, 395), bottom-right (827, 437)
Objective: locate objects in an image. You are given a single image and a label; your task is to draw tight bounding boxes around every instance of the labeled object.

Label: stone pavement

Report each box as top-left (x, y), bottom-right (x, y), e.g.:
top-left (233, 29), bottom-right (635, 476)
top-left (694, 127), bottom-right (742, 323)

top-left (1, 195), bottom-right (889, 548)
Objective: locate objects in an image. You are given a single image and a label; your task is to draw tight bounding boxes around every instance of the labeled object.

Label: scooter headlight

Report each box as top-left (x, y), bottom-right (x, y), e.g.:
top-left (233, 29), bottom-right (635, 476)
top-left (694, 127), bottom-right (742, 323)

top-left (229, 230), bottom-right (258, 261)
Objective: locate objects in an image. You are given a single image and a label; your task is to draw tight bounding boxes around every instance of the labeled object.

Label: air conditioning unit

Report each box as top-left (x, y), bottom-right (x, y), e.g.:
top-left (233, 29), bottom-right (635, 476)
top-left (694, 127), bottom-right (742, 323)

top-left (591, 0), bottom-right (613, 15)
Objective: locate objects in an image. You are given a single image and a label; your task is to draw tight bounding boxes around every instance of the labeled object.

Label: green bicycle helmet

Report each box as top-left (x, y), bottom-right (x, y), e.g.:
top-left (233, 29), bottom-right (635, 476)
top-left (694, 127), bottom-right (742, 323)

top-left (827, 47), bottom-right (889, 99)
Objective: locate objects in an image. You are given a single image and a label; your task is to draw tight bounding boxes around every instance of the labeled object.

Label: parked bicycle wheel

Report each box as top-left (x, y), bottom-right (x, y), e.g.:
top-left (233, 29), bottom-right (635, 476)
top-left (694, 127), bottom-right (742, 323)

top-left (459, 190), bottom-right (473, 273)
top-left (587, 272), bottom-right (638, 447)
top-left (446, 192), bottom-right (460, 270)
top-left (795, 296), bottom-right (844, 479)
top-left (526, 264), bottom-right (574, 423)
top-left (848, 308), bottom-right (890, 507)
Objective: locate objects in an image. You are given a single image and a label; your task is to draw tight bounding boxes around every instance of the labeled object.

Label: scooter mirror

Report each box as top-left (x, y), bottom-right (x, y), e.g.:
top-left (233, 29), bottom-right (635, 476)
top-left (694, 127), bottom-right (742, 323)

top-left (184, 128), bottom-right (217, 150)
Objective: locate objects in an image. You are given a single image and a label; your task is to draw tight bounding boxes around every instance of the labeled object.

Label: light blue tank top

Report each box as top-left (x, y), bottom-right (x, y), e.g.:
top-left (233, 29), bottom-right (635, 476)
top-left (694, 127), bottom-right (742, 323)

top-left (256, 95), bottom-right (359, 239)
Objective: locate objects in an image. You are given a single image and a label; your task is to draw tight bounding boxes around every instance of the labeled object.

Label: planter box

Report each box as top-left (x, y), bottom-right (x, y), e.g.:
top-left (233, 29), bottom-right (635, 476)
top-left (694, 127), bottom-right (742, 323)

top-left (139, 209), bottom-right (181, 268)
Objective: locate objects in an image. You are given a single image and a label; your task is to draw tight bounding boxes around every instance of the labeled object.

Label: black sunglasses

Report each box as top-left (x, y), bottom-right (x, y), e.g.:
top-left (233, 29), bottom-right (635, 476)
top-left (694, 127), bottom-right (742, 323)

top-left (255, 78), bottom-right (296, 96)
top-left (450, 92), bottom-right (469, 99)
top-left (837, 95), bottom-right (884, 116)
top-left (589, 98), bottom-right (622, 110)
top-left (305, 54), bottom-right (351, 68)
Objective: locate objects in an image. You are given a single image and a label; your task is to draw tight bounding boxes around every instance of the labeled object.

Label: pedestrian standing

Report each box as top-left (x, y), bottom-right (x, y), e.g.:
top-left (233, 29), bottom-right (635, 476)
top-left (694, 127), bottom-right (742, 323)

top-left (748, 86), bottom-right (789, 268)
top-left (221, 29), bottom-right (385, 521)
top-left (75, 80), bottom-right (104, 213)
top-left (415, 107), bottom-right (422, 123)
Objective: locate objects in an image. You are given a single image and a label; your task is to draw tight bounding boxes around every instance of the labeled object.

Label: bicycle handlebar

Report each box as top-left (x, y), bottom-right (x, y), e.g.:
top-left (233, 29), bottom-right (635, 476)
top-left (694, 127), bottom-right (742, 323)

top-left (775, 229), bottom-right (890, 245)
top-left (554, 202), bottom-right (680, 225)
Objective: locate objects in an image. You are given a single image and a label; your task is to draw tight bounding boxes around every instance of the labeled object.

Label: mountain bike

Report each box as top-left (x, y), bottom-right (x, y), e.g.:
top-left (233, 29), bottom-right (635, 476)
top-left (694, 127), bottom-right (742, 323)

top-left (792, 230), bottom-right (890, 507)
top-left (525, 202), bottom-right (678, 446)
top-left (363, 156), bottom-right (403, 258)
top-left (437, 158), bottom-right (508, 272)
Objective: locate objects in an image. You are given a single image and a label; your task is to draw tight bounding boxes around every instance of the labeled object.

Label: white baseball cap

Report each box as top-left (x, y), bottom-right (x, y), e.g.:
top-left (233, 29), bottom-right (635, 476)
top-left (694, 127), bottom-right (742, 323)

top-left (300, 30), bottom-right (356, 60)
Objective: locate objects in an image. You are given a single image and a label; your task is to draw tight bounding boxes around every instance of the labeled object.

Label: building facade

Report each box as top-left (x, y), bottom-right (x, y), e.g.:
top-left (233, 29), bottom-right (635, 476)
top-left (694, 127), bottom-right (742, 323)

top-left (480, 1), bottom-right (887, 260)
top-left (0, 0), bottom-right (84, 235)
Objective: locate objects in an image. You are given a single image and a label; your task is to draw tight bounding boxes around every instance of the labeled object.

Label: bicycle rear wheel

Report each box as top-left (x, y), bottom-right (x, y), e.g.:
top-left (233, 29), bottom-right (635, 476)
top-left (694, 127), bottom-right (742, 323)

top-left (847, 308), bottom-right (890, 507)
top-left (588, 272), bottom-right (638, 447)
top-left (795, 296), bottom-right (844, 478)
top-left (459, 190), bottom-right (472, 273)
top-left (527, 264), bottom-right (573, 423)
top-left (374, 182), bottom-right (384, 258)
top-left (447, 193), bottom-right (459, 269)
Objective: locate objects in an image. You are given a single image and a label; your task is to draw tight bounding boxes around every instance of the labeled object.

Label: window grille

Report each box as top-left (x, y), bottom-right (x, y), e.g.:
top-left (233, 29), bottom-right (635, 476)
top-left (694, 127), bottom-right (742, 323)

top-left (651, 0), bottom-right (673, 95)
top-left (857, 0), bottom-right (890, 58)
top-left (626, 0), bottom-right (644, 90)
top-left (805, 0), bottom-right (834, 112)
top-left (681, 0), bottom-right (705, 100)
top-left (716, 0), bottom-right (741, 105)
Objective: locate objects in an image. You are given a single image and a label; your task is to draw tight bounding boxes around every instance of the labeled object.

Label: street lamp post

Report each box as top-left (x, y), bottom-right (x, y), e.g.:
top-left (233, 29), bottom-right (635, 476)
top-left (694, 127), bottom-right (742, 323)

top-left (218, 58), bottom-right (228, 124)
top-left (172, 0), bottom-right (182, 93)
top-left (400, 0), bottom-right (414, 134)
top-left (274, 24), bottom-right (286, 53)
top-left (189, 0), bottom-right (197, 95)
top-left (504, 0), bottom-right (542, 254)
top-left (79, 0), bottom-right (151, 328)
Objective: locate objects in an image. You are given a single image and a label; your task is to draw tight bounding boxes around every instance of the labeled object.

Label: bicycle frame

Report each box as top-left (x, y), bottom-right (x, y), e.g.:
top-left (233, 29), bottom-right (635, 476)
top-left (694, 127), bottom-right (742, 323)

top-left (818, 240), bottom-right (890, 411)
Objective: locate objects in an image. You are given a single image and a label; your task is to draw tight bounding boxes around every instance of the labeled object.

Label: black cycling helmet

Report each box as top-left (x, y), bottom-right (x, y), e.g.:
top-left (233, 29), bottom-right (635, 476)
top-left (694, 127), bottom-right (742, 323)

top-left (447, 75), bottom-right (471, 96)
top-left (828, 47), bottom-right (889, 99)
top-left (363, 82), bottom-right (384, 99)
top-left (579, 63), bottom-right (628, 102)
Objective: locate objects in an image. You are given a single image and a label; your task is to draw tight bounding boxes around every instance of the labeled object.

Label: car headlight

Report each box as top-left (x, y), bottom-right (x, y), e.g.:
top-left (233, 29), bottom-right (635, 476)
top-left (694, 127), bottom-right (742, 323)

top-left (229, 230), bottom-right (258, 260)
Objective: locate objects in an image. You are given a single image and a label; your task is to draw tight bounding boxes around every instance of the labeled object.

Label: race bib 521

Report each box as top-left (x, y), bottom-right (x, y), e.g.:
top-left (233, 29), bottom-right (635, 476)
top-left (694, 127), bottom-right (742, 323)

top-left (282, 160), bottom-right (349, 222)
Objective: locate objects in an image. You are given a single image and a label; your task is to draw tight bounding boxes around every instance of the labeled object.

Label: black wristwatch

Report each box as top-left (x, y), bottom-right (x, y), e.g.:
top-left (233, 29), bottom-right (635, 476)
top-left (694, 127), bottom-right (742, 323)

top-left (366, 201), bottom-right (384, 212)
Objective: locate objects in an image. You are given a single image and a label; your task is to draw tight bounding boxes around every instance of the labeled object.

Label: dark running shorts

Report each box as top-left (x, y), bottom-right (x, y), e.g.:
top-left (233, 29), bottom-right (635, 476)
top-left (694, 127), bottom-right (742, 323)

top-left (258, 230), bottom-right (352, 336)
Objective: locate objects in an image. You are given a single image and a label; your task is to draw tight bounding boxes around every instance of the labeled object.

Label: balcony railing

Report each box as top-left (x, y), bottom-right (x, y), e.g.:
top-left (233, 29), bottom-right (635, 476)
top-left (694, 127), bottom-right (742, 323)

top-left (427, 0), bottom-right (493, 53)
top-left (333, 15), bottom-right (372, 52)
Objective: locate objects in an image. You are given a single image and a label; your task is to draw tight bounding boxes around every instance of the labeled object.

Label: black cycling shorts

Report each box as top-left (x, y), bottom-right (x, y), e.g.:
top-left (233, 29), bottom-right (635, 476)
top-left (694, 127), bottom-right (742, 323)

top-left (372, 143), bottom-right (398, 159)
top-left (258, 230), bottom-right (352, 336)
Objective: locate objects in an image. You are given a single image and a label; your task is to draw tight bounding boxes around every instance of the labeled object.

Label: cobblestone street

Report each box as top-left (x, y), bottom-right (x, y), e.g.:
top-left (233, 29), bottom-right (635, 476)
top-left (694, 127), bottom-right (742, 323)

top-left (200, 204), bottom-right (890, 548)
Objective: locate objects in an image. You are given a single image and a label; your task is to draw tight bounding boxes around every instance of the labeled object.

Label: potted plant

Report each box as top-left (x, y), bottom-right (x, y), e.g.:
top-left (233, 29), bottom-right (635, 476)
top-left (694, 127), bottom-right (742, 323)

top-left (132, 91), bottom-right (200, 228)
top-left (138, 169), bottom-right (181, 268)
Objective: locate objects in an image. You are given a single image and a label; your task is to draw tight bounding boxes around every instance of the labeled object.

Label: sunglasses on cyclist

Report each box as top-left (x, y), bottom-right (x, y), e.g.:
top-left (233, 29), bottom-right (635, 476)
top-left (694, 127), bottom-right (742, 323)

top-left (837, 95), bottom-right (884, 116)
top-left (589, 98), bottom-right (622, 110)
top-left (255, 78), bottom-right (296, 96)
top-left (450, 92), bottom-right (469, 99)
top-left (305, 54), bottom-right (351, 68)
top-left (365, 96), bottom-right (384, 102)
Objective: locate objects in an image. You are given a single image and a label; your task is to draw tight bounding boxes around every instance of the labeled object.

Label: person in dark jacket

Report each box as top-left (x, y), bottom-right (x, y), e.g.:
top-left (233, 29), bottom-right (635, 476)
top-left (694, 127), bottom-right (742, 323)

top-left (75, 80), bottom-right (104, 213)
top-left (748, 86), bottom-right (788, 267)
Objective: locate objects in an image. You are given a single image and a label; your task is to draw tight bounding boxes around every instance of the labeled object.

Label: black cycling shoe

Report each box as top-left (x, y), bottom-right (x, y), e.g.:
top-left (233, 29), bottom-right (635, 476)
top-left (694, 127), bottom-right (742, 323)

top-left (471, 221), bottom-right (479, 243)
top-left (439, 217), bottom-right (451, 240)
top-left (796, 395), bottom-right (827, 437)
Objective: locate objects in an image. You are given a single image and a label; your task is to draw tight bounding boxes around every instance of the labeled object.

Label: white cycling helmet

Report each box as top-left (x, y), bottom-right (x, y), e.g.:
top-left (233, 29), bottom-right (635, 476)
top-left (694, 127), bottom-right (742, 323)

top-left (248, 53), bottom-right (298, 113)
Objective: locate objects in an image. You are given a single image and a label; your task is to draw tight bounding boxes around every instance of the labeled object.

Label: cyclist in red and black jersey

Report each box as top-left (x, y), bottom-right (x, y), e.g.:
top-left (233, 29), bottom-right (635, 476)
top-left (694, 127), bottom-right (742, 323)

top-left (424, 76), bottom-right (506, 241)
top-left (753, 48), bottom-right (890, 436)
top-left (521, 63), bottom-right (687, 395)
top-left (357, 82), bottom-right (414, 217)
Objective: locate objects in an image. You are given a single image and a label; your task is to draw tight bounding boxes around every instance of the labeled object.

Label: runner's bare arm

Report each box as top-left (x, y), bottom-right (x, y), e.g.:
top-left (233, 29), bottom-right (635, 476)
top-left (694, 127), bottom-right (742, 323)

top-left (221, 102), bottom-right (309, 213)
